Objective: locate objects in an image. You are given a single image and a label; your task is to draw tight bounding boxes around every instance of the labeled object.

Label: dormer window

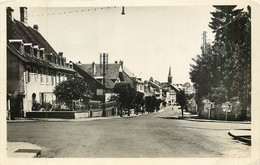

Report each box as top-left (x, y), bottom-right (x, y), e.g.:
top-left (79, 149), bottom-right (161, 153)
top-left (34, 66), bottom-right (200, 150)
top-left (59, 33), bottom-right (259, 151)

top-left (24, 43), bottom-right (33, 56)
top-left (57, 58), bottom-right (60, 65)
top-left (33, 45), bottom-right (39, 58)
top-left (9, 39), bottom-right (24, 55)
top-left (39, 48), bottom-right (45, 60)
top-left (33, 49), bottom-right (37, 56)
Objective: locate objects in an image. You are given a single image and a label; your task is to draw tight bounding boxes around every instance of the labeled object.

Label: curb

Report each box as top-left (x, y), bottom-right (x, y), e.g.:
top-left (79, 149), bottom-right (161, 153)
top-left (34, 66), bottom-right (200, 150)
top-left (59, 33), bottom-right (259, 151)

top-left (185, 118), bottom-right (251, 124)
top-left (228, 131), bottom-right (251, 145)
top-left (7, 114), bottom-right (142, 123)
top-left (7, 142), bottom-right (42, 158)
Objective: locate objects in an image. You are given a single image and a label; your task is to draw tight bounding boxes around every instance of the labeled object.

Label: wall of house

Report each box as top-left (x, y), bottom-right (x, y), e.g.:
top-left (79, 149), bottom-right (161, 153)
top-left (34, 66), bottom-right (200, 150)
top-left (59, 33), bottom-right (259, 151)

top-left (7, 50), bottom-right (25, 97)
top-left (23, 72), bottom-right (69, 115)
top-left (165, 91), bottom-right (176, 105)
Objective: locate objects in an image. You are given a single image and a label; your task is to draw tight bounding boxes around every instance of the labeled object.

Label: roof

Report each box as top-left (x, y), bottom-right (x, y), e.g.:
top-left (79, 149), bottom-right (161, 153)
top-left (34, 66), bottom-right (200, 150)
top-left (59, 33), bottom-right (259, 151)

top-left (75, 64), bottom-right (115, 89)
top-left (81, 63), bottom-right (121, 80)
top-left (123, 66), bottom-right (135, 78)
top-left (11, 19), bottom-right (59, 57)
top-left (148, 81), bottom-right (162, 89)
top-left (7, 18), bottom-right (75, 73)
top-left (170, 84), bottom-right (181, 92)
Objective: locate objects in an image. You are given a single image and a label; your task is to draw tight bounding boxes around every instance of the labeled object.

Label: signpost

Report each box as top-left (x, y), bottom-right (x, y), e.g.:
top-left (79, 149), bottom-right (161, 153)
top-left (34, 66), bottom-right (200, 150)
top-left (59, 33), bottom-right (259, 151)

top-left (222, 102), bottom-right (232, 120)
top-left (204, 100), bottom-right (214, 119)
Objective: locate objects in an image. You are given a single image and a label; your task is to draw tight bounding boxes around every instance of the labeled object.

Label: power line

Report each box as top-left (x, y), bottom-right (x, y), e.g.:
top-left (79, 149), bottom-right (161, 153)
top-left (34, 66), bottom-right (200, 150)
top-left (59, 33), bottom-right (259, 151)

top-left (30, 6), bottom-right (118, 17)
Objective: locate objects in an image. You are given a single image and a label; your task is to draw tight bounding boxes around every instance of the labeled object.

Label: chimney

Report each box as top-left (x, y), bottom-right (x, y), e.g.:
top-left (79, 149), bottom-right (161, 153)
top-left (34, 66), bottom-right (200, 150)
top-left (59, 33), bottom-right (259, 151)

top-left (119, 60), bottom-right (123, 68)
top-left (20, 7), bottom-right (28, 24)
top-left (7, 7), bottom-right (14, 21)
top-left (92, 62), bottom-right (96, 75)
top-left (69, 61), bottom-right (73, 69)
top-left (33, 24), bottom-right (39, 31)
top-left (59, 52), bottom-right (63, 57)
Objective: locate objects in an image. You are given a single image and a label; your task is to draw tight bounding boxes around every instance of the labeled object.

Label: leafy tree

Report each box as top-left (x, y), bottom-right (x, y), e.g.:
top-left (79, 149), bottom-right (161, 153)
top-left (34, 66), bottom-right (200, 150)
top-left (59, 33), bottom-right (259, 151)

top-left (114, 83), bottom-right (136, 116)
top-left (54, 78), bottom-right (91, 110)
top-left (133, 91), bottom-right (144, 115)
top-left (151, 96), bottom-right (157, 112)
top-left (155, 98), bottom-right (162, 111)
top-left (176, 90), bottom-right (187, 118)
top-left (145, 96), bottom-right (152, 113)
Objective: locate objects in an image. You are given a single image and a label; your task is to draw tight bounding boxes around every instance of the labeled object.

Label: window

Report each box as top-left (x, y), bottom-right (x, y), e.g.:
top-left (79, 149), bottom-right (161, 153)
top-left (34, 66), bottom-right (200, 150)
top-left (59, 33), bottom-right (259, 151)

top-left (50, 72), bottom-right (54, 85)
top-left (46, 74), bottom-right (48, 83)
top-left (40, 74), bottom-right (43, 83)
top-left (34, 73), bottom-right (38, 82)
top-left (58, 73), bottom-right (60, 84)
top-left (40, 50), bottom-right (44, 59)
top-left (25, 67), bottom-right (31, 82)
top-left (33, 49), bottom-right (37, 57)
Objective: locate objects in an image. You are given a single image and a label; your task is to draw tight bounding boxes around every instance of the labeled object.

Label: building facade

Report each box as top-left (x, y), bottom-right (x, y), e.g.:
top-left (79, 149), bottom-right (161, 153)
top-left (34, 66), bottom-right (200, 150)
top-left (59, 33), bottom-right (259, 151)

top-left (7, 7), bottom-right (75, 118)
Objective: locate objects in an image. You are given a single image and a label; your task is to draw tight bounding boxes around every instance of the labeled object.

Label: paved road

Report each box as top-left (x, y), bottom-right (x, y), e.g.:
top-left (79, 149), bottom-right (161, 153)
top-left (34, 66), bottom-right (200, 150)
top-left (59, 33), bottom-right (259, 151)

top-left (7, 106), bottom-right (250, 158)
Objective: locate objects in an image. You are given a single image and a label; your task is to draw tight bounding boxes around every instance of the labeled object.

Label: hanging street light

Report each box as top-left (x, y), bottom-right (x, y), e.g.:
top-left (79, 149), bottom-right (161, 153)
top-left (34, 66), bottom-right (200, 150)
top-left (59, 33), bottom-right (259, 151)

top-left (121, 6), bottom-right (125, 15)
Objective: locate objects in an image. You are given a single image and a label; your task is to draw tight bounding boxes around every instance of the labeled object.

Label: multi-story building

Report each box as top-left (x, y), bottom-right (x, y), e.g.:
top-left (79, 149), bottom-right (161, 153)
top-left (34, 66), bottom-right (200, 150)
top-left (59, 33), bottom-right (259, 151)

top-left (73, 60), bottom-right (144, 102)
top-left (7, 7), bottom-right (76, 119)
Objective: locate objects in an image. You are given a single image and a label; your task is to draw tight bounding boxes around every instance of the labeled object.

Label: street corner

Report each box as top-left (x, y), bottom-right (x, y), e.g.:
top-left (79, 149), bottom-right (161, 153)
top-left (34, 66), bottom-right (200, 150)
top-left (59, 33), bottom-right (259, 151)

top-left (7, 142), bottom-right (41, 158)
top-left (228, 129), bottom-right (251, 146)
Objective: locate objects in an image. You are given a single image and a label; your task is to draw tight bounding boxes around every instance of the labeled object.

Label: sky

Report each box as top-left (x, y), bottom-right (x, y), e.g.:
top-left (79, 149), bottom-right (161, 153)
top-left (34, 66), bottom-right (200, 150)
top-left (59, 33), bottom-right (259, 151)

top-left (11, 6), bottom-right (216, 84)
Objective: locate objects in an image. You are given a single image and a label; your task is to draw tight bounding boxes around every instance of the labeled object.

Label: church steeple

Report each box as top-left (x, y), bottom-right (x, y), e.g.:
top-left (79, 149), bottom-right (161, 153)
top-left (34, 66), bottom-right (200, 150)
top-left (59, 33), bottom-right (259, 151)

top-left (168, 66), bottom-right (172, 85)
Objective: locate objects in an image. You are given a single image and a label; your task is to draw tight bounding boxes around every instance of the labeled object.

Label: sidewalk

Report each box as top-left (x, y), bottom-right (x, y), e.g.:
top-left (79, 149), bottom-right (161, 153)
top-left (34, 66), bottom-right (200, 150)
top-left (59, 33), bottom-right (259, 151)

top-left (7, 113), bottom-right (145, 123)
top-left (228, 129), bottom-right (251, 145)
top-left (7, 142), bottom-right (41, 158)
top-left (182, 111), bottom-right (251, 145)
top-left (182, 111), bottom-right (251, 124)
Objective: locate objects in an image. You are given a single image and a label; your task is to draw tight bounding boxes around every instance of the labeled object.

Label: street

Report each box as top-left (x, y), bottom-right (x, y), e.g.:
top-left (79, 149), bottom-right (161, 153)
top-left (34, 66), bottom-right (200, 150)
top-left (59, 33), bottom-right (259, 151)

top-left (7, 106), bottom-right (250, 158)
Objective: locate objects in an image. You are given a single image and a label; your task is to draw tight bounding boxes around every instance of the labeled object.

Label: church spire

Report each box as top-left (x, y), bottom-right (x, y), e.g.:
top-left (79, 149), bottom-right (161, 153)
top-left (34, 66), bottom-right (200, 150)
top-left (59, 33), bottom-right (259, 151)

top-left (168, 66), bottom-right (172, 76)
top-left (168, 66), bottom-right (172, 85)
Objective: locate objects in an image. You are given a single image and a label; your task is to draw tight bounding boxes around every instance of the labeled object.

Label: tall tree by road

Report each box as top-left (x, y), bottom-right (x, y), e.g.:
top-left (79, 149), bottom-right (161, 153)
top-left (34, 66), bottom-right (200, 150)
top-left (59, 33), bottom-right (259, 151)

top-left (190, 5), bottom-right (251, 120)
top-left (114, 83), bottom-right (136, 116)
top-left (176, 90), bottom-right (187, 118)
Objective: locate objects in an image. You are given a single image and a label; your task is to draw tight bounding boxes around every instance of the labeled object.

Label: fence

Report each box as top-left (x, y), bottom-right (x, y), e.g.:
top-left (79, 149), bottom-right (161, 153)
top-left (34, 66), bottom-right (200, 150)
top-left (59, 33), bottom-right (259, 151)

top-left (88, 100), bottom-right (118, 117)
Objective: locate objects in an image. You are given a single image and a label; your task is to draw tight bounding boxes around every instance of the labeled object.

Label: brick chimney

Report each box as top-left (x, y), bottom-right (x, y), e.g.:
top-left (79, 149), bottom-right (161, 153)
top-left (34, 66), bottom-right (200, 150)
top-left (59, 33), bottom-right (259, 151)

top-left (92, 62), bottom-right (97, 75)
top-left (20, 7), bottom-right (28, 25)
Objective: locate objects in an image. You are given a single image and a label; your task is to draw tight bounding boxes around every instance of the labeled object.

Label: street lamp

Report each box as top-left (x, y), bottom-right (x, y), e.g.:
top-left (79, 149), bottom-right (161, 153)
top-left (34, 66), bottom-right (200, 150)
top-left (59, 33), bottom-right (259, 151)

top-left (121, 6), bottom-right (125, 15)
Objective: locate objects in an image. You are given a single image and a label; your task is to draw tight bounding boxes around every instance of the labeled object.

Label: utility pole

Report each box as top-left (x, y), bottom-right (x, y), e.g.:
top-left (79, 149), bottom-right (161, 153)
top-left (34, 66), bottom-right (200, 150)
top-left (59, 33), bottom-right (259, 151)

top-left (100, 53), bottom-right (108, 117)
top-left (202, 31), bottom-right (207, 55)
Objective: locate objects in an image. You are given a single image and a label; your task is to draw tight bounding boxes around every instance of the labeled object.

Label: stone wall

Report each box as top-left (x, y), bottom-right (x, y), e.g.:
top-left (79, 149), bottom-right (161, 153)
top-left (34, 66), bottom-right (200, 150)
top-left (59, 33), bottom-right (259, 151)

top-left (199, 100), bottom-right (250, 121)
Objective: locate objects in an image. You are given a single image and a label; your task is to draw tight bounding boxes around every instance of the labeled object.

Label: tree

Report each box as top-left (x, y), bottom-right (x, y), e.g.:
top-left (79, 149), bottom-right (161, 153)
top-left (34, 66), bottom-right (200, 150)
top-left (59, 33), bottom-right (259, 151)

top-left (114, 83), bottom-right (136, 116)
top-left (145, 96), bottom-right (152, 113)
top-left (54, 78), bottom-right (91, 110)
top-left (133, 91), bottom-right (144, 115)
top-left (209, 5), bottom-right (251, 120)
top-left (176, 90), bottom-right (187, 118)
top-left (190, 5), bottom-right (251, 120)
